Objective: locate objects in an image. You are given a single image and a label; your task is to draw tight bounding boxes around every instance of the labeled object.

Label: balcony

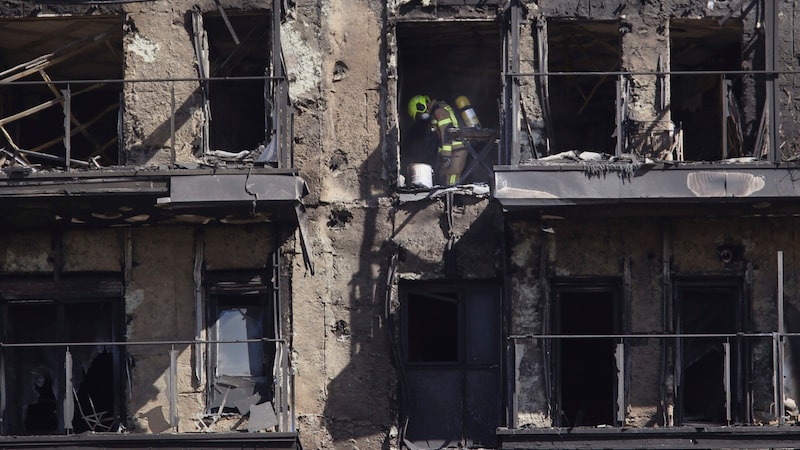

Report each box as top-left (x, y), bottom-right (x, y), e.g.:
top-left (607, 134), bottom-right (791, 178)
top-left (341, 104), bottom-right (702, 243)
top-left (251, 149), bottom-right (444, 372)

top-left (0, 12), bottom-right (304, 230)
top-left (495, 6), bottom-right (795, 214)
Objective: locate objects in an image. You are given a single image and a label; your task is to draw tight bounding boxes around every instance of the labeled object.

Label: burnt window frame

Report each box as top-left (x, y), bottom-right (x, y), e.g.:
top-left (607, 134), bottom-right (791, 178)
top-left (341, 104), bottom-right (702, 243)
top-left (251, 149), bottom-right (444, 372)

top-left (673, 277), bottom-right (749, 425)
top-left (669, 18), bottom-right (746, 162)
top-left (399, 281), bottom-right (502, 448)
top-left (0, 273), bottom-right (126, 436)
top-left (550, 279), bottom-right (624, 428)
top-left (394, 20), bottom-right (504, 189)
top-left (204, 270), bottom-right (276, 416)
top-left (191, 9), bottom-right (290, 166)
top-left (542, 19), bottom-right (622, 157)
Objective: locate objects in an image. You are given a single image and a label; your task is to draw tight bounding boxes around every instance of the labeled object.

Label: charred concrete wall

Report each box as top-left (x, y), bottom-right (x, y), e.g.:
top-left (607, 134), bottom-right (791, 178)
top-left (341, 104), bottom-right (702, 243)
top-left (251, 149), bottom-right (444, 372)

top-left (7, 0), bottom-right (800, 447)
top-left (285, 0), bottom-right (507, 445)
top-left (120, 0), bottom-right (273, 165)
top-left (509, 214), bottom-right (794, 428)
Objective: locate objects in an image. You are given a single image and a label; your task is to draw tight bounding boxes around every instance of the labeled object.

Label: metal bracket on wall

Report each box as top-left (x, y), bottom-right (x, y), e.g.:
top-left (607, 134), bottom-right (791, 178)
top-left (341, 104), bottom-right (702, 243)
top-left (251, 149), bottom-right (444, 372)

top-left (295, 203), bottom-right (315, 275)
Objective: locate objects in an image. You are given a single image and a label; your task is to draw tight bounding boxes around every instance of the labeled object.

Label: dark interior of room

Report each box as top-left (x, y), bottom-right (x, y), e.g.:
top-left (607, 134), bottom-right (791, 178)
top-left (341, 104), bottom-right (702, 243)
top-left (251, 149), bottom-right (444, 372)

top-left (203, 13), bottom-right (271, 153)
top-left (406, 291), bottom-right (459, 362)
top-left (0, 16), bottom-right (123, 167)
top-left (671, 19), bottom-right (743, 161)
top-left (678, 286), bottom-right (739, 424)
top-left (397, 21), bottom-right (502, 187)
top-left (547, 20), bottom-right (620, 155)
top-left (557, 289), bottom-right (616, 427)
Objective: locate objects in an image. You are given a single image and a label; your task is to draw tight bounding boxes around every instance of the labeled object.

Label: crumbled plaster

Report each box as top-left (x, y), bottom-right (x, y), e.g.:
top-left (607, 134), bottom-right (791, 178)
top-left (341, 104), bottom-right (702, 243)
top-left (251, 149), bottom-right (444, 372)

top-left (128, 33), bottom-right (160, 63)
top-left (281, 21), bottom-right (322, 102)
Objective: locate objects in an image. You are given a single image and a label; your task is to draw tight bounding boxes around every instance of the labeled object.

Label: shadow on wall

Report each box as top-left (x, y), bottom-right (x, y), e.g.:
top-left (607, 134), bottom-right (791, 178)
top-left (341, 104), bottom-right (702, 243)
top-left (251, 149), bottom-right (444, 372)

top-left (124, 83), bottom-right (203, 165)
top-left (322, 124), bottom-right (395, 446)
top-left (126, 344), bottom-right (190, 433)
top-left (123, 12), bottom-right (206, 166)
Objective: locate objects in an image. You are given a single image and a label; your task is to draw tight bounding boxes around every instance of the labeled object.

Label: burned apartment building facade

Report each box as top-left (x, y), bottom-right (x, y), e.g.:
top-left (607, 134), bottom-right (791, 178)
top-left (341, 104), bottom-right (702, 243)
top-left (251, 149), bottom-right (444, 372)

top-left (0, 0), bottom-right (303, 447)
top-left (3, 0), bottom-right (800, 449)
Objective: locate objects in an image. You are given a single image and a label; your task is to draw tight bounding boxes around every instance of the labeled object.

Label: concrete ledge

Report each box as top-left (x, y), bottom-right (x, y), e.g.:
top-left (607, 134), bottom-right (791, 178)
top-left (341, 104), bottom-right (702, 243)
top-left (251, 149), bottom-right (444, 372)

top-left (495, 162), bottom-right (800, 209)
top-left (0, 431), bottom-right (299, 448)
top-left (498, 426), bottom-right (800, 449)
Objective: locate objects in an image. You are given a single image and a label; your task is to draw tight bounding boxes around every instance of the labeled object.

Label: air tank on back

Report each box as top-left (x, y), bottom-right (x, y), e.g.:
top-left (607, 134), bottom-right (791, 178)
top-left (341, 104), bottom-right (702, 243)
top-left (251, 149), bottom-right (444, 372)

top-left (455, 96), bottom-right (481, 128)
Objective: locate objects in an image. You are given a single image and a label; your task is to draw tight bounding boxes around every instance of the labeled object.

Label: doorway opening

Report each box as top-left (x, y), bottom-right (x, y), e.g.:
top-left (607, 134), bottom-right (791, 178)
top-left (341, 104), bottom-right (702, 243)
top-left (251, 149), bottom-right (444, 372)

top-left (396, 21), bottom-right (502, 187)
top-left (555, 288), bottom-right (618, 427)
top-left (670, 19), bottom-right (744, 160)
top-left (676, 283), bottom-right (743, 424)
top-left (546, 20), bottom-right (620, 155)
top-left (401, 283), bottom-right (501, 448)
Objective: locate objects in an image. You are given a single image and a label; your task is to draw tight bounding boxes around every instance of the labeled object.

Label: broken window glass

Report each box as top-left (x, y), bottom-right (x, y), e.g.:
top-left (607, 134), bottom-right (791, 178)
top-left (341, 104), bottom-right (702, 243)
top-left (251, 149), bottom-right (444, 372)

top-left (217, 306), bottom-right (266, 377)
top-left (205, 273), bottom-right (275, 419)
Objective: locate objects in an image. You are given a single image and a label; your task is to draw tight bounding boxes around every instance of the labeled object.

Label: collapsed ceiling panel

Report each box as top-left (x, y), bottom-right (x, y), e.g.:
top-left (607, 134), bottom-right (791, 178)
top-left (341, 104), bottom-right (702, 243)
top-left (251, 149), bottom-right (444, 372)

top-left (0, 16), bottom-right (123, 80)
top-left (0, 15), bottom-right (124, 169)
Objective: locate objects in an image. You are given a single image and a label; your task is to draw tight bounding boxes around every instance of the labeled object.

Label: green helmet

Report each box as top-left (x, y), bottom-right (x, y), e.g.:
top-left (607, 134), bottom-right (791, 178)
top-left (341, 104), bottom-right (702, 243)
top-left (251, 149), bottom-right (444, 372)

top-left (408, 94), bottom-right (431, 120)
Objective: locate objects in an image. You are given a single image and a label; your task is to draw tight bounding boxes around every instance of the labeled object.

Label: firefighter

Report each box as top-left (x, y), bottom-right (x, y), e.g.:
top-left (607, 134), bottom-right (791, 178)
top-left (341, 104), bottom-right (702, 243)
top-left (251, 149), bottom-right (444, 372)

top-left (408, 94), bottom-right (467, 187)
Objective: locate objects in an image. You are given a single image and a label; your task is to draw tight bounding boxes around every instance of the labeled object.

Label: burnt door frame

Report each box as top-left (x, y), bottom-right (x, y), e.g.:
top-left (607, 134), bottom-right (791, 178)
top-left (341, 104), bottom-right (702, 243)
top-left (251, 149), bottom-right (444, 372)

top-left (399, 281), bottom-right (503, 448)
top-left (673, 278), bottom-right (747, 425)
top-left (551, 279), bottom-right (623, 428)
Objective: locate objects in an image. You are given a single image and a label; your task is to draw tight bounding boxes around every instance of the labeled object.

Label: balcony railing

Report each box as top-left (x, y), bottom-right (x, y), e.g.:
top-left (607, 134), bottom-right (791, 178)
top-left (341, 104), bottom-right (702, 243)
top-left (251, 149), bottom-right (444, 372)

top-left (508, 331), bottom-right (791, 427)
top-left (0, 338), bottom-right (294, 436)
top-left (0, 75), bottom-right (293, 172)
top-left (500, 68), bottom-right (793, 166)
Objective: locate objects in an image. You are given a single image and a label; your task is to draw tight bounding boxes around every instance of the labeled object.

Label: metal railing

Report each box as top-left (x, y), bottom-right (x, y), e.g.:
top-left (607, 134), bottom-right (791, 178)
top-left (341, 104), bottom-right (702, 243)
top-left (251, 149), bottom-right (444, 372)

top-left (0, 337), bottom-right (294, 435)
top-left (0, 75), bottom-right (293, 172)
top-left (501, 69), bottom-right (782, 164)
top-left (508, 331), bottom-right (790, 427)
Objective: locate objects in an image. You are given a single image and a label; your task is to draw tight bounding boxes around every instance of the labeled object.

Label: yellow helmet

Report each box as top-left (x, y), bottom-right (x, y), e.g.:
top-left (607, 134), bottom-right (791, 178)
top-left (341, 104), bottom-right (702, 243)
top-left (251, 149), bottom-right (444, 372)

top-left (408, 94), bottom-right (431, 120)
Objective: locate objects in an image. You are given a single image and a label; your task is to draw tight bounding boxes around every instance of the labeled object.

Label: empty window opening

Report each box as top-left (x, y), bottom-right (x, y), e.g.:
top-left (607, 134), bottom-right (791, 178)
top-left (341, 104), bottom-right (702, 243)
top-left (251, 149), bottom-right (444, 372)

top-left (676, 284), bottom-right (742, 425)
top-left (397, 21), bottom-right (502, 188)
top-left (202, 13), bottom-right (270, 153)
top-left (406, 291), bottom-right (459, 362)
top-left (0, 17), bottom-right (123, 168)
top-left (546, 21), bottom-right (620, 155)
top-left (401, 284), bottom-right (501, 448)
top-left (205, 272), bottom-right (276, 418)
top-left (24, 370), bottom-right (58, 434)
top-left (555, 288), bottom-right (618, 427)
top-left (3, 299), bottom-right (124, 435)
top-left (72, 351), bottom-right (115, 433)
top-left (670, 19), bottom-right (744, 161)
